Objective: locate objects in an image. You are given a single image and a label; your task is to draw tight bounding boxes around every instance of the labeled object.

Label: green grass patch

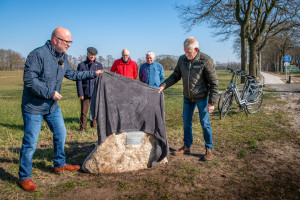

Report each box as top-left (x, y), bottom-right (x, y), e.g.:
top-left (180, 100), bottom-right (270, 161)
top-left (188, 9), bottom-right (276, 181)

top-left (237, 149), bottom-right (248, 159)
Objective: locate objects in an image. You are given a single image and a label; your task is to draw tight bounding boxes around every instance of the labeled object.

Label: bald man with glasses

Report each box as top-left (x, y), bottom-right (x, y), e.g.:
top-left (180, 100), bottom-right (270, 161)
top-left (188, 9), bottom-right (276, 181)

top-left (18, 27), bottom-right (103, 192)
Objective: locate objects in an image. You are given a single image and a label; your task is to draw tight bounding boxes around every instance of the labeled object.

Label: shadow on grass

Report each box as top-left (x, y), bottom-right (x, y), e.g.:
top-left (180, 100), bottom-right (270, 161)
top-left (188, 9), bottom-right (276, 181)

top-left (0, 123), bottom-right (23, 131)
top-left (169, 147), bottom-right (203, 159)
top-left (0, 167), bottom-right (18, 183)
top-left (5, 142), bottom-right (96, 175)
top-left (63, 117), bottom-right (80, 125)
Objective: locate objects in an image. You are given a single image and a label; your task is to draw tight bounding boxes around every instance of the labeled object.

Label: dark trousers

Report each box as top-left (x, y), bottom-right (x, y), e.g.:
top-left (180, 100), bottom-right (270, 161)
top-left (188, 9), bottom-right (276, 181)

top-left (80, 98), bottom-right (96, 129)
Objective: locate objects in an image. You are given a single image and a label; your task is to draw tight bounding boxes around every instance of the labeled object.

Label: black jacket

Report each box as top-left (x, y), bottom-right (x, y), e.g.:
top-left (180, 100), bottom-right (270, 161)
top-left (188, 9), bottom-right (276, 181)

top-left (161, 51), bottom-right (219, 104)
top-left (76, 58), bottom-right (103, 98)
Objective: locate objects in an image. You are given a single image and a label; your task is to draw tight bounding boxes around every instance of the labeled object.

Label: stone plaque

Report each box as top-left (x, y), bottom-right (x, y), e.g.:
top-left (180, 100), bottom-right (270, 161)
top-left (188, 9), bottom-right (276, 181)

top-left (126, 131), bottom-right (144, 145)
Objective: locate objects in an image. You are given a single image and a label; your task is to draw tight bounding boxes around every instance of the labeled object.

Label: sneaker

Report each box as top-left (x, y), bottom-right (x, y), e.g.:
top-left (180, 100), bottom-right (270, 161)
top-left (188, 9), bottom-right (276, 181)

top-left (171, 145), bottom-right (190, 156)
top-left (203, 148), bottom-right (214, 161)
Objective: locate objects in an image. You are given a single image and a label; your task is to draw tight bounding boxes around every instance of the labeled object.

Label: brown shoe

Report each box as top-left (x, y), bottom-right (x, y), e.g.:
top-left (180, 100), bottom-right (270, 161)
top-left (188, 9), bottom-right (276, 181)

top-left (18, 178), bottom-right (38, 192)
top-left (203, 148), bottom-right (214, 161)
top-left (78, 128), bottom-right (86, 133)
top-left (54, 164), bottom-right (80, 174)
top-left (171, 145), bottom-right (190, 156)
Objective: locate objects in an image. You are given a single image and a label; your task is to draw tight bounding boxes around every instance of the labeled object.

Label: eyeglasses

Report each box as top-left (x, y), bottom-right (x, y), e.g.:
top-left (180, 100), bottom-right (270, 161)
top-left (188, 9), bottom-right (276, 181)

top-left (56, 37), bottom-right (73, 44)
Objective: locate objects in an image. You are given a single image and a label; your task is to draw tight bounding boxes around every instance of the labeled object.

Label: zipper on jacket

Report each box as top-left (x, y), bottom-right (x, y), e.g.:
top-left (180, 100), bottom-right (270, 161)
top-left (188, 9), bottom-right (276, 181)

top-left (188, 61), bottom-right (191, 98)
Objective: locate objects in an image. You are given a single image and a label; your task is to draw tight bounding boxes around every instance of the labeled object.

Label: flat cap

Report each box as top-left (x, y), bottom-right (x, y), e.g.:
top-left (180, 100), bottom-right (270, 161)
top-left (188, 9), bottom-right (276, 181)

top-left (87, 47), bottom-right (98, 55)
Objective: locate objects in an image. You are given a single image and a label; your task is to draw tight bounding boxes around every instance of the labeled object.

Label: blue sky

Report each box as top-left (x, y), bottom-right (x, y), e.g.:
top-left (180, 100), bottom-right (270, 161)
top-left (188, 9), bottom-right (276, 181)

top-left (0, 0), bottom-right (239, 64)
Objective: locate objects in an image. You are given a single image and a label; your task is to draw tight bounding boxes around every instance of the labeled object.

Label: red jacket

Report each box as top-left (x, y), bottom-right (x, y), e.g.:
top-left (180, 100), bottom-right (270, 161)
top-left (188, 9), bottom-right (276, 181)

top-left (110, 58), bottom-right (138, 79)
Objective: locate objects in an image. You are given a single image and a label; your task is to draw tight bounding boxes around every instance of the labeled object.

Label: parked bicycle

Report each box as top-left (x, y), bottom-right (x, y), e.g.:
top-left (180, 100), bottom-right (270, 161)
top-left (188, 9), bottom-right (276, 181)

top-left (218, 67), bottom-right (264, 119)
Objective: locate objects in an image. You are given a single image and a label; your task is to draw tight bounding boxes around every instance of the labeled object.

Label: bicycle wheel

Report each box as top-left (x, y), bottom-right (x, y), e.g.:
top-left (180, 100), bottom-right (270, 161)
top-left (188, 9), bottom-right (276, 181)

top-left (220, 91), bottom-right (233, 119)
top-left (246, 90), bottom-right (264, 114)
top-left (218, 90), bottom-right (227, 112)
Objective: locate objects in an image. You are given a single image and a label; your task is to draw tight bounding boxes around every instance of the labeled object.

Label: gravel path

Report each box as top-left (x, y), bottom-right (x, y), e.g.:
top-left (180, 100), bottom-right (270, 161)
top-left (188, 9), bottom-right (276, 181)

top-left (261, 72), bottom-right (284, 84)
top-left (261, 72), bottom-right (300, 92)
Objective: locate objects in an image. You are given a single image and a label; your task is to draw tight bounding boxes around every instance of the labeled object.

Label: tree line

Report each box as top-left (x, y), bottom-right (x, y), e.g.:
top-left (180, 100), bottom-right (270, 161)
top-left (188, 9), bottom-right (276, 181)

top-left (0, 49), bottom-right (25, 71)
top-left (68, 54), bottom-right (179, 71)
top-left (2, 38), bottom-right (299, 73)
top-left (0, 49), bottom-right (180, 71)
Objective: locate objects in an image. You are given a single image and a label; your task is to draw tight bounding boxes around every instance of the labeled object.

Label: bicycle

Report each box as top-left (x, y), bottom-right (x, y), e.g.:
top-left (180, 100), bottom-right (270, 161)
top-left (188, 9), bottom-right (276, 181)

top-left (218, 68), bottom-right (264, 119)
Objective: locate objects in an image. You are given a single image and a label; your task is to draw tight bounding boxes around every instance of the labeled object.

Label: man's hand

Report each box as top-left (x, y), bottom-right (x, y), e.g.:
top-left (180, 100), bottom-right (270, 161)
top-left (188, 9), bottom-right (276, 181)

top-left (158, 86), bottom-right (165, 93)
top-left (52, 91), bottom-right (62, 100)
top-left (207, 104), bottom-right (215, 114)
top-left (79, 96), bottom-right (84, 100)
top-left (95, 70), bottom-right (104, 76)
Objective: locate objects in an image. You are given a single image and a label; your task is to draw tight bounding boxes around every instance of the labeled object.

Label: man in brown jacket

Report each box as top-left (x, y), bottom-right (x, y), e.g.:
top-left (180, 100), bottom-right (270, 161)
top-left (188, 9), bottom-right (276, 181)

top-left (158, 37), bottom-right (219, 161)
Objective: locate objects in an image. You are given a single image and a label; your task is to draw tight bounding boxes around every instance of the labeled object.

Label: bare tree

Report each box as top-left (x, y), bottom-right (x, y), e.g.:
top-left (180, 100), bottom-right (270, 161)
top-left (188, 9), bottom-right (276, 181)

top-left (155, 55), bottom-right (178, 70)
top-left (176, 0), bottom-right (300, 78)
top-left (176, 0), bottom-right (250, 79)
top-left (262, 28), bottom-right (300, 72)
top-left (291, 46), bottom-right (300, 67)
top-left (106, 55), bottom-right (115, 69)
top-left (137, 58), bottom-right (146, 68)
top-left (0, 49), bottom-right (25, 71)
top-left (68, 55), bottom-right (78, 69)
top-left (98, 56), bottom-right (105, 63)
top-left (247, 0), bottom-right (300, 76)
top-left (77, 55), bottom-right (86, 63)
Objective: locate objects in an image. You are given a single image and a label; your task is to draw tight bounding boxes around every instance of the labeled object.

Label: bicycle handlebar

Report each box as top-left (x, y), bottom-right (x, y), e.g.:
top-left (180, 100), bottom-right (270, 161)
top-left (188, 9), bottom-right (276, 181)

top-left (226, 67), bottom-right (256, 79)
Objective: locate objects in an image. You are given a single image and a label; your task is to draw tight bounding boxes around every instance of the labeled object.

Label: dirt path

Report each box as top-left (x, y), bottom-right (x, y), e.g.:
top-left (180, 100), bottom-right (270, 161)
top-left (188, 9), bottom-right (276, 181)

top-left (261, 70), bottom-right (300, 132)
top-left (261, 72), bottom-right (300, 131)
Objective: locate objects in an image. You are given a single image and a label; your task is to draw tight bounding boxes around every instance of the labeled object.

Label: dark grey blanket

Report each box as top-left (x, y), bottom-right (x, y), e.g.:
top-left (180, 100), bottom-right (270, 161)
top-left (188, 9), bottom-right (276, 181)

top-left (89, 71), bottom-right (169, 166)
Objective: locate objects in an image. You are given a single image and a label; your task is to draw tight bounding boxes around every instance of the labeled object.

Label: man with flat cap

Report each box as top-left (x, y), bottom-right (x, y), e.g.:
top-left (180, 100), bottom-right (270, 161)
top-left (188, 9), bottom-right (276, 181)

top-left (76, 47), bottom-right (103, 133)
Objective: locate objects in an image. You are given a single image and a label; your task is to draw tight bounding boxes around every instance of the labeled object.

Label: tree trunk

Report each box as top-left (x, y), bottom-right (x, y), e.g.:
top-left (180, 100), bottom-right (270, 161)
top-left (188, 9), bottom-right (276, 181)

top-left (256, 51), bottom-right (260, 76)
top-left (240, 33), bottom-right (248, 82)
top-left (249, 41), bottom-right (257, 77)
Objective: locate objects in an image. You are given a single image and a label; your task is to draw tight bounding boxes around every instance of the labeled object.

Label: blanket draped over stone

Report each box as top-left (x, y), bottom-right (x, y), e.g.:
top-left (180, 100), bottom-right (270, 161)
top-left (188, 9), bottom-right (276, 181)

top-left (89, 71), bottom-right (169, 166)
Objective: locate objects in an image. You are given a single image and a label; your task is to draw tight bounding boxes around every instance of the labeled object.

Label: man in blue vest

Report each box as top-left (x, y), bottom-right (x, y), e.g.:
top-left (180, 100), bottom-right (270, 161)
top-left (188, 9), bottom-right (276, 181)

top-left (76, 47), bottom-right (103, 133)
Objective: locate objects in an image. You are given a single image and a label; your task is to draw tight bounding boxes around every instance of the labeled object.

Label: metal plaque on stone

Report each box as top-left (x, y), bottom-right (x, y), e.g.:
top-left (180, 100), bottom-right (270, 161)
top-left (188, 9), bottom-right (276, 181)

top-left (126, 131), bottom-right (144, 145)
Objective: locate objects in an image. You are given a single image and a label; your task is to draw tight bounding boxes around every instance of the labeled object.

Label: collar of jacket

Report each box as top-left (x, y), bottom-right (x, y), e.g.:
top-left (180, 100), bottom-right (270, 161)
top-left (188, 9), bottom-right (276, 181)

top-left (146, 61), bottom-right (156, 66)
top-left (45, 40), bottom-right (65, 59)
top-left (85, 57), bottom-right (97, 64)
top-left (121, 57), bottom-right (131, 64)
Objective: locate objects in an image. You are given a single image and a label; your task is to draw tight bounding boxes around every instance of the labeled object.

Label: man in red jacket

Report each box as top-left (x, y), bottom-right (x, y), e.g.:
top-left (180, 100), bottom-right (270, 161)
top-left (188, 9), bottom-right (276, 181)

top-left (110, 49), bottom-right (138, 79)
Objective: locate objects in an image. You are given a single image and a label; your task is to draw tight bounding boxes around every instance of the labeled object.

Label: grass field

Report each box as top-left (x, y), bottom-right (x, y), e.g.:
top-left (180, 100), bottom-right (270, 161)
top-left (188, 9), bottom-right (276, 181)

top-left (0, 70), bottom-right (299, 199)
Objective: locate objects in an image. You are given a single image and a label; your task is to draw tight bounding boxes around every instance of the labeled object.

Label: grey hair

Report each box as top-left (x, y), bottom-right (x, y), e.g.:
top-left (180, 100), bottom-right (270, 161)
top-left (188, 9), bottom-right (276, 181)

top-left (146, 51), bottom-right (155, 58)
top-left (184, 37), bottom-right (199, 49)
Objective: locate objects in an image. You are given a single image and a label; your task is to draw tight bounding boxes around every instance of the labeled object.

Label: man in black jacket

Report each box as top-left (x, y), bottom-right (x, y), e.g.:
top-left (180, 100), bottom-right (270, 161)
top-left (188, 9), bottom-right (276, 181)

top-left (76, 47), bottom-right (103, 132)
top-left (158, 37), bottom-right (219, 161)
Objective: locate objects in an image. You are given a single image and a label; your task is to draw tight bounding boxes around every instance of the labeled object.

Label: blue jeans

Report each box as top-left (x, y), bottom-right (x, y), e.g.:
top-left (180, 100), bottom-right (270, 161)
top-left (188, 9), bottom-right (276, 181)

top-left (183, 98), bottom-right (213, 149)
top-left (19, 107), bottom-right (67, 180)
